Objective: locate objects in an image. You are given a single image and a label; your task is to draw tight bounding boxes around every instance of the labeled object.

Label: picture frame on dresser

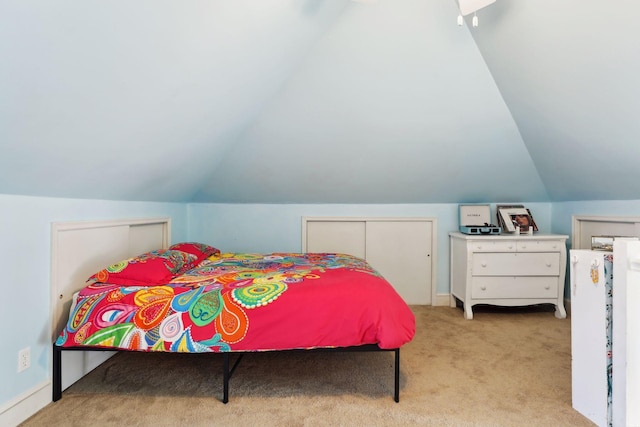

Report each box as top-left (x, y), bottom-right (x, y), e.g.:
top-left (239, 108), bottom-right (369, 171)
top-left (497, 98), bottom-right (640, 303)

top-left (497, 204), bottom-right (523, 232)
top-left (525, 208), bottom-right (538, 232)
top-left (497, 206), bottom-right (538, 233)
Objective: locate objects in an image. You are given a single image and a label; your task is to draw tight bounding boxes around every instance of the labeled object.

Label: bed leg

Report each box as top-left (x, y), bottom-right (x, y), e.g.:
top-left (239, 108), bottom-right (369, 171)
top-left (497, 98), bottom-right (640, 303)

top-left (394, 348), bottom-right (400, 403)
top-left (53, 345), bottom-right (62, 402)
top-left (222, 353), bottom-right (229, 404)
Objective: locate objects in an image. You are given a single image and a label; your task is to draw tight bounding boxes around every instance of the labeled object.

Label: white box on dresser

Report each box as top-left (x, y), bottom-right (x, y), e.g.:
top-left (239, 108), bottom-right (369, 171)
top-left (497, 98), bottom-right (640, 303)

top-left (449, 232), bottom-right (568, 320)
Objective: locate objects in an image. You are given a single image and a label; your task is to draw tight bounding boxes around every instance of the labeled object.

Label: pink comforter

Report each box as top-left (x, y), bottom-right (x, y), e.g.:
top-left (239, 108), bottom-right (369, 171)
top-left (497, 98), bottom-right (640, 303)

top-left (56, 253), bottom-right (416, 352)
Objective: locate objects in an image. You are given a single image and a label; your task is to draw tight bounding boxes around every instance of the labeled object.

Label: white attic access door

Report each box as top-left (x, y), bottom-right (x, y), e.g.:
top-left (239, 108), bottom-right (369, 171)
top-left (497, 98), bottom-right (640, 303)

top-left (302, 217), bottom-right (437, 306)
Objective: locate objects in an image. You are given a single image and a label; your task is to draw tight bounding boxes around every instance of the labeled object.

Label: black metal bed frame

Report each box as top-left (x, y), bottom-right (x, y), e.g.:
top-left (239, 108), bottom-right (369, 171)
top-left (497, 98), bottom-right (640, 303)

top-left (53, 344), bottom-right (401, 404)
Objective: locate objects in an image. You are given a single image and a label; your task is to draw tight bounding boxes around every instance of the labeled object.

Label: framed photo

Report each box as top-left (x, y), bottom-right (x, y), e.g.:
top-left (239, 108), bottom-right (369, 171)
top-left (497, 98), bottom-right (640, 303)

top-left (591, 236), bottom-right (614, 251)
top-left (496, 204), bottom-right (523, 230)
top-left (526, 208), bottom-right (538, 232)
top-left (498, 207), bottom-right (537, 233)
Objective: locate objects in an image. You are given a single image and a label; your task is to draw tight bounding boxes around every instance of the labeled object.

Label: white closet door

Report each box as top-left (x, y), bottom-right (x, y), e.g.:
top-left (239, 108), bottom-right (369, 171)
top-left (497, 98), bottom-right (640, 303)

top-left (305, 221), bottom-right (366, 259)
top-left (366, 221), bottom-right (432, 305)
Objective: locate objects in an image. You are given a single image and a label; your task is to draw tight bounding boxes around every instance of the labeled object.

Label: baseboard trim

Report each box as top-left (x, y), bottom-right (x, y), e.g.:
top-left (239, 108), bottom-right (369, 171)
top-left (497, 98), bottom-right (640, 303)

top-left (435, 293), bottom-right (451, 307)
top-left (0, 380), bottom-right (50, 427)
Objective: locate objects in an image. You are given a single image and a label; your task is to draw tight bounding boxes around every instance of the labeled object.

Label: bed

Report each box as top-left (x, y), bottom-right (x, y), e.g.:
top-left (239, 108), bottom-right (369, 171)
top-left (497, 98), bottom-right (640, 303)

top-left (52, 241), bottom-right (416, 403)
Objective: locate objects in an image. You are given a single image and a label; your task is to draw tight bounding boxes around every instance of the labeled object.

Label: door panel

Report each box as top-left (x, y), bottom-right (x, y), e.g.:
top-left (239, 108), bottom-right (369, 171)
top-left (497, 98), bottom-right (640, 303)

top-left (366, 221), bottom-right (432, 305)
top-left (305, 221), bottom-right (366, 259)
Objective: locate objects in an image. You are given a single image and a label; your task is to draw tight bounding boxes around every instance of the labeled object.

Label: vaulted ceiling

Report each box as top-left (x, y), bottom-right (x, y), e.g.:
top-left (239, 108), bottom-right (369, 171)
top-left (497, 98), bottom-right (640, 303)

top-left (1, 1), bottom-right (638, 203)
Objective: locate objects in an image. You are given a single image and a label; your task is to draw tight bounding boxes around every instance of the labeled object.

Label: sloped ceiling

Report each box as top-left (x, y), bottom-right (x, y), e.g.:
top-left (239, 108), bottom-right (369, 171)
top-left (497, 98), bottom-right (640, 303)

top-left (1, 0), bottom-right (637, 203)
top-left (192, 0), bottom-right (545, 203)
top-left (469, 0), bottom-right (640, 202)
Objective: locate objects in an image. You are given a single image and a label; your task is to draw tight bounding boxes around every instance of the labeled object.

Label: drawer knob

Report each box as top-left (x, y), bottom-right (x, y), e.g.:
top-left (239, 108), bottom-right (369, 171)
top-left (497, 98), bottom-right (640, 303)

top-left (476, 245), bottom-right (483, 250)
top-left (521, 245), bottom-right (527, 249)
top-left (546, 262), bottom-right (552, 267)
top-left (508, 245), bottom-right (513, 249)
top-left (545, 285), bottom-right (550, 290)
top-left (481, 262), bottom-right (487, 267)
top-left (481, 286), bottom-right (486, 291)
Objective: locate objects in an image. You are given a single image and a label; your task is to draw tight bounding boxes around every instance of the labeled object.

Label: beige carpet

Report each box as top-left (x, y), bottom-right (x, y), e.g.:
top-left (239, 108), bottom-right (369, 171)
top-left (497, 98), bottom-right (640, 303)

top-left (23, 305), bottom-right (595, 426)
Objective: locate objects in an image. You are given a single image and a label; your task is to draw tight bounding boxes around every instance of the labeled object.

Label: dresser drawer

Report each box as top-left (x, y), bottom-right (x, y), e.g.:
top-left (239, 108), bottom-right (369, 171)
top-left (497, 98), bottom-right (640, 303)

top-left (468, 240), bottom-right (516, 252)
top-left (516, 240), bottom-right (564, 252)
top-left (471, 253), bottom-right (560, 276)
top-left (471, 276), bottom-right (559, 299)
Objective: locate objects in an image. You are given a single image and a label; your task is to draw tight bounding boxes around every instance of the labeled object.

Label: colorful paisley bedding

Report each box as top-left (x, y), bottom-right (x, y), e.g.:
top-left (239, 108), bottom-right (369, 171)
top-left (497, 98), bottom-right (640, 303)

top-left (56, 251), bottom-right (416, 353)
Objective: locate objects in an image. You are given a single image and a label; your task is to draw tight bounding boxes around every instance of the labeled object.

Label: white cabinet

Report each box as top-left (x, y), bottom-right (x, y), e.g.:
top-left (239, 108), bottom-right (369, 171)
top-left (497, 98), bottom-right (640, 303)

top-left (570, 240), bottom-right (640, 427)
top-left (449, 232), bottom-right (568, 320)
top-left (570, 250), bottom-right (611, 427)
top-left (303, 217), bottom-right (435, 305)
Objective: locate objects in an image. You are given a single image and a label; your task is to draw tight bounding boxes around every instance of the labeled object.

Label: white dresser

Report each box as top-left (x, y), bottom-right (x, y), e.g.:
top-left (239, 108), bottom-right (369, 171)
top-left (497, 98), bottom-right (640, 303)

top-left (449, 232), bottom-right (568, 319)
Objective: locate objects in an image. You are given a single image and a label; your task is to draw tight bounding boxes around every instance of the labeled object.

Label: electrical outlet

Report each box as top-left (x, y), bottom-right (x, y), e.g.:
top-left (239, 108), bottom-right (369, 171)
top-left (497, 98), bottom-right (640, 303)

top-left (18, 347), bottom-right (30, 373)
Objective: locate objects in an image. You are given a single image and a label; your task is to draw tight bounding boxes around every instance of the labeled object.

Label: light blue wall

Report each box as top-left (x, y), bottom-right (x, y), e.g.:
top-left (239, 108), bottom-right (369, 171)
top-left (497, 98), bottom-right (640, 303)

top-left (187, 199), bottom-right (640, 320)
top-left (552, 200), bottom-right (640, 243)
top-left (552, 199), bottom-right (640, 299)
top-left (0, 194), bottom-right (188, 408)
top-left (188, 202), bottom-right (553, 296)
top-left (14, 197), bottom-right (629, 413)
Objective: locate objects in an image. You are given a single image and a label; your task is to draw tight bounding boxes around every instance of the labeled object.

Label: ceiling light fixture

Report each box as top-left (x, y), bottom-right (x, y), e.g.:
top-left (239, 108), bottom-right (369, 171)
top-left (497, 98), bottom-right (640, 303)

top-left (457, 0), bottom-right (496, 27)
